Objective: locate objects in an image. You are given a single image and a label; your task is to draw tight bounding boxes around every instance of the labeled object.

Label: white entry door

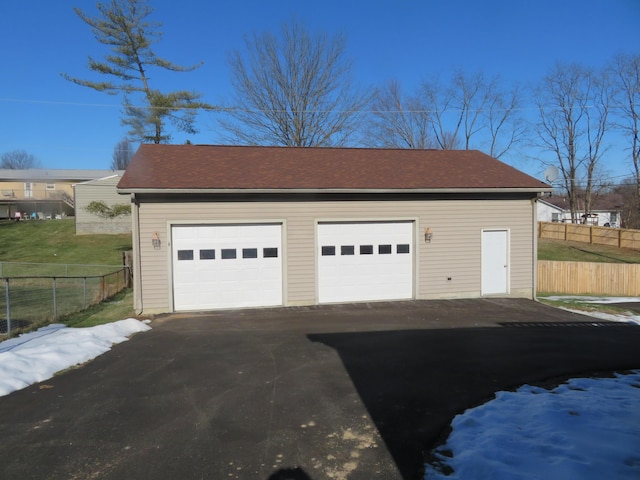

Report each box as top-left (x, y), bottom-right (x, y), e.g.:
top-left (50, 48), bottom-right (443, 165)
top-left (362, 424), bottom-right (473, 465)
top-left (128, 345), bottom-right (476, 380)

top-left (481, 229), bottom-right (509, 295)
top-left (172, 224), bottom-right (282, 310)
top-left (317, 221), bottom-right (413, 303)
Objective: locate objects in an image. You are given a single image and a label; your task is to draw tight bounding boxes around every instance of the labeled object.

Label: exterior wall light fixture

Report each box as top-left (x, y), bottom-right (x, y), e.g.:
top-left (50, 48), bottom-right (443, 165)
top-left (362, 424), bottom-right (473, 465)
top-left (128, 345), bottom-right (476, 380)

top-left (424, 227), bottom-right (433, 243)
top-left (152, 232), bottom-right (161, 249)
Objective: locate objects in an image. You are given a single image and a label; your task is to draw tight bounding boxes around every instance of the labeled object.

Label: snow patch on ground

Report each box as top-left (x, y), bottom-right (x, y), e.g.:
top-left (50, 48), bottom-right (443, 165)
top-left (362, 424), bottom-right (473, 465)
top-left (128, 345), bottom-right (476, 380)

top-left (0, 319), bottom-right (151, 397)
top-left (544, 296), bottom-right (640, 304)
top-left (424, 370), bottom-right (640, 480)
top-left (543, 296), bottom-right (640, 326)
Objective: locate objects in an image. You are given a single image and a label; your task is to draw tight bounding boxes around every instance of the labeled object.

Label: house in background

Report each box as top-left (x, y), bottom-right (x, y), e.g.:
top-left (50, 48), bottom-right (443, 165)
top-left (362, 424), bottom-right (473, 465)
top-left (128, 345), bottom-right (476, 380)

top-left (537, 193), bottom-right (623, 227)
top-left (74, 172), bottom-right (130, 235)
top-left (117, 145), bottom-right (551, 314)
top-left (0, 169), bottom-right (115, 220)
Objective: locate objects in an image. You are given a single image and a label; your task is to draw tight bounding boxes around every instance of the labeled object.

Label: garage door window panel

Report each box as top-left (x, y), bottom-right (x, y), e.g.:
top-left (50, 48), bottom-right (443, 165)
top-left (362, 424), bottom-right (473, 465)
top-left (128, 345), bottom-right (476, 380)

top-left (378, 244), bottom-right (392, 254)
top-left (321, 246), bottom-right (336, 256)
top-left (177, 250), bottom-right (194, 261)
top-left (341, 245), bottom-right (355, 255)
top-left (243, 248), bottom-right (258, 259)
top-left (221, 249), bottom-right (237, 259)
top-left (360, 245), bottom-right (373, 255)
top-left (263, 247), bottom-right (278, 258)
top-left (397, 244), bottom-right (410, 254)
top-left (199, 249), bottom-right (215, 260)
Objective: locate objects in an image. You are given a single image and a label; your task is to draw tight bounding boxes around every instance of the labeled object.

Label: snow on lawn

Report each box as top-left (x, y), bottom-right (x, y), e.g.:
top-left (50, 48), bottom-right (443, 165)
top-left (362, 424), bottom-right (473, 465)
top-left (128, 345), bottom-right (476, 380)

top-left (544, 296), bottom-right (640, 304)
top-left (424, 370), bottom-right (640, 480)
top-left (0, 319), bottom-right (150, 397)
top-left (424, 304), bottom-right (640, 480)
top-left (543, 296), bottom-right (640, 326)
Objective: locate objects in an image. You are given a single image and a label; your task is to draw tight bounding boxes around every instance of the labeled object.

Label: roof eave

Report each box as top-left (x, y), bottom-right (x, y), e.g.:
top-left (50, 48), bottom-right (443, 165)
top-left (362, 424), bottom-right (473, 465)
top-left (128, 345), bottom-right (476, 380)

top-left (117, 187), bottom-right (552, 195)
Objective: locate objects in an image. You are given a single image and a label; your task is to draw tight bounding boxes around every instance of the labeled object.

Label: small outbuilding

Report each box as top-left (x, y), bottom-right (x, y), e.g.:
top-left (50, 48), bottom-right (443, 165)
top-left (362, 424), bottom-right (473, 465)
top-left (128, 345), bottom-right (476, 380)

top-left (117, 145), bottom-right (551, 314)
top-left (74, 172), bottom-right (131, 234)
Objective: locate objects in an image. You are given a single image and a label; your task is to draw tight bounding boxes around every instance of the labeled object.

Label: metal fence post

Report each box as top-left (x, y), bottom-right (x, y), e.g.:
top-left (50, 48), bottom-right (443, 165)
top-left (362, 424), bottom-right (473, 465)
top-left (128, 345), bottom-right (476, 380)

top-left (52, 277), bottom-right (57, 320)
top-left (83, 277), bottom-right (87, 309)
top-left (5, 279), bottom-right (10, 336)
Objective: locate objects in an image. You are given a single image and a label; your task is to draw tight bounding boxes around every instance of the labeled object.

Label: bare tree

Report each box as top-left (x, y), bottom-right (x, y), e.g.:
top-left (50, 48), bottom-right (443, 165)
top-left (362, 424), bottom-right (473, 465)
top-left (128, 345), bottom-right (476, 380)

top-left (582, 70), bottom-right (612, 218)
top-left (1, 150), bottom-right (40, 169)
top-left (419, 74), bottom-right (462, 149)
top-left (534, 63), bottom-right (611, 222)
top-left (63, 0), bottom-right (211, 144)
top-left (610, 53), bottom-right (640, 218)
top-left (412, 70), bottom-right (520, 156)
top-left (614, 178), bottom-right (640, 229)
top-left (487, 85), bottom-right (525, 159)
top-left (220, 19), bottom-right (371, 146)
top-left (368, 80), bottom-right (435, 149)
top-left (111, 139), bottom-right (135, 170)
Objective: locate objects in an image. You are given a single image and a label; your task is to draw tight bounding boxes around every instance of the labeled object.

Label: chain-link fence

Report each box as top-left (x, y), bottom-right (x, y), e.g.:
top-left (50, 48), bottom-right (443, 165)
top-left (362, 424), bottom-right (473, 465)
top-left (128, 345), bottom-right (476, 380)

top-left (0, 266), bottom-right (130, 336)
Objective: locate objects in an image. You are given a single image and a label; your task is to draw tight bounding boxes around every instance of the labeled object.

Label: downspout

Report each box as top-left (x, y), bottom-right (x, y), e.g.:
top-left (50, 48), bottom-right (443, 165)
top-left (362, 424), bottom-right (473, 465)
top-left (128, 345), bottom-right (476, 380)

top-left (132, 193), bottom-right (144, 314)
top-left (532, 195), bottom-right (539, 301)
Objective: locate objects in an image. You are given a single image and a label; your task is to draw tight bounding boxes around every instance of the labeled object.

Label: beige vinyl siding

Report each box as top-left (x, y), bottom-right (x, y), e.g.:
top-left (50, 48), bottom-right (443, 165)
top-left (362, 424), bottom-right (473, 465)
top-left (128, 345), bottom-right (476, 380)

top-left (433, 199), bottom-right (533, 298)
top-left (135, 196), bottom-right (535, 313)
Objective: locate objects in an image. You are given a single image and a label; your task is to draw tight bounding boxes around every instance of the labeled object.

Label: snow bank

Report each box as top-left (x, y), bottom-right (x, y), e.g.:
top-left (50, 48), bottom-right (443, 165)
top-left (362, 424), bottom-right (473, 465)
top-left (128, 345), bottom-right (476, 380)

top-left (0, 319), bottom-right (151, 397)
top-left (424, 370), bottom-right (640, 480)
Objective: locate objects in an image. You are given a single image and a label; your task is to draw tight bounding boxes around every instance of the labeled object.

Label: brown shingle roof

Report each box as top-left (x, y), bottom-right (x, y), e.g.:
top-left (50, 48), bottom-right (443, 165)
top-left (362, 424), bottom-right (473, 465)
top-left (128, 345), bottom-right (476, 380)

top-left (117, 144), bottom-right (550, 192)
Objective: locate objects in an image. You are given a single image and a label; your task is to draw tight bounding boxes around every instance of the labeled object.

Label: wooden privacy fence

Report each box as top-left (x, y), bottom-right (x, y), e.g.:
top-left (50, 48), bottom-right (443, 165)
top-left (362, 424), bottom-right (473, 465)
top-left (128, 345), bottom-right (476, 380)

top-left (539, 221), bottom-right (640, 249)
top-left (537, 260), bottom-right (640, 296)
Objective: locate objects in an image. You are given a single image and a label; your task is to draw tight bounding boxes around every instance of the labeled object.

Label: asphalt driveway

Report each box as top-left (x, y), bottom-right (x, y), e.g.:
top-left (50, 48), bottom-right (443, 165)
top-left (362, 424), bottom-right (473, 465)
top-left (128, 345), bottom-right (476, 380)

top-left (1, 298), bottom-right (640, 480)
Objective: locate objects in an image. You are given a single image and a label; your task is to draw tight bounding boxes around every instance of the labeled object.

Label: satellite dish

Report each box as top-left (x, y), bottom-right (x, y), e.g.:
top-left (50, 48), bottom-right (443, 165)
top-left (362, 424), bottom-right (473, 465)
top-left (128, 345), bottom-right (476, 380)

top-left (544, 166), bottom-right (559, 183)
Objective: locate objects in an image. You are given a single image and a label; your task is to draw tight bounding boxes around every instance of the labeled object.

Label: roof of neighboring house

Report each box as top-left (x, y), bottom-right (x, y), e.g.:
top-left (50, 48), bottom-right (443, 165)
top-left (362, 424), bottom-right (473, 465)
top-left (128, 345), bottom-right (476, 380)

top-left (0, 169), bottom-right (117, 182)
top-left (542, 193), bottom-right (624, 211)
top-left (538, 198), bottom-right (565, 211)
top-left (75, 173), bottom-right (124, 187)
top-left (118, 145), bottom-right (551, 193)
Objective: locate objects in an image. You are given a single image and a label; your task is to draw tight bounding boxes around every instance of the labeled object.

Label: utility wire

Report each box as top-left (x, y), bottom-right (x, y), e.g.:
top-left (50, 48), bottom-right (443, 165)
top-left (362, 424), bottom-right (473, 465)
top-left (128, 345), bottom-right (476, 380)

top-left (0, 97), bottom-right (636, 115)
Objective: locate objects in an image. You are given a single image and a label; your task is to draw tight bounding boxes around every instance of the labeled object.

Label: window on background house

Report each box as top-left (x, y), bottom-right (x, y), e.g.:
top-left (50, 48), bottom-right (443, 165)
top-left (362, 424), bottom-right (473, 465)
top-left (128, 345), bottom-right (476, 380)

top-left (610, 212), bottom-right (619, 225)
top-left (46, 183), bottom-right (56, 190)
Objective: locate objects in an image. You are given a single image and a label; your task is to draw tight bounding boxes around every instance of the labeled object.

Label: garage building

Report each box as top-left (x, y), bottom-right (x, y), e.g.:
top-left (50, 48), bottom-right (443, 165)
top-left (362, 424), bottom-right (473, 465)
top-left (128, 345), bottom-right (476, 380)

top-left (117, 145), bottom-right (551, 314)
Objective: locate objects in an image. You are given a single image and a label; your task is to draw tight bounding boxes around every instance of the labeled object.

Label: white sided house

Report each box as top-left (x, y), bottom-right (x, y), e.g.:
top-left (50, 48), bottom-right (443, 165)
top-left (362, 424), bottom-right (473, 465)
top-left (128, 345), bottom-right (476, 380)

top-left (537, 196), bottom-right (623, 227)
top-left (117, 145), bottom-right (551, 314)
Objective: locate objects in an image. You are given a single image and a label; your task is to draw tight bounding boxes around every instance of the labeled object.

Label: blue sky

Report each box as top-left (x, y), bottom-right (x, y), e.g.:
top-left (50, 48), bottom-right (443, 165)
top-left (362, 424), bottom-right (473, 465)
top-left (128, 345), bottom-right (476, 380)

top-left (1, 0), bottom-right (638, 181)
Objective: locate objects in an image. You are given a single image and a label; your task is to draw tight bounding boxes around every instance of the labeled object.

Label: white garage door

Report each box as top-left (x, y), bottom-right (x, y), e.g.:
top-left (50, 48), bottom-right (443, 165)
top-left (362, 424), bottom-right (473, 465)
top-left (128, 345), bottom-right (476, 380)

top-left (318, 221), bottom-right (414, 303)
top-left (172, 224), bottom-right (282, 311)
